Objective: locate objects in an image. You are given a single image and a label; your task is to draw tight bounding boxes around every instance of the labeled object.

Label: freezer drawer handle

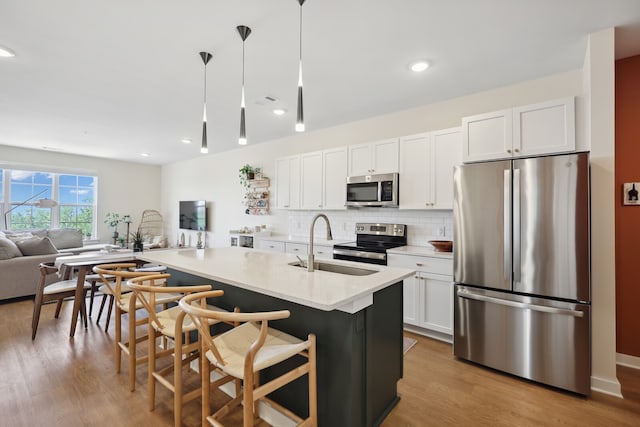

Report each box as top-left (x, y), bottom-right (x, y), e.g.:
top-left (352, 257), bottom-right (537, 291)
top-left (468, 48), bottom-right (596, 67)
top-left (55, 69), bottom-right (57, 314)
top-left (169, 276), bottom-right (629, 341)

top-left (457, 289), bottom-right (584, 318)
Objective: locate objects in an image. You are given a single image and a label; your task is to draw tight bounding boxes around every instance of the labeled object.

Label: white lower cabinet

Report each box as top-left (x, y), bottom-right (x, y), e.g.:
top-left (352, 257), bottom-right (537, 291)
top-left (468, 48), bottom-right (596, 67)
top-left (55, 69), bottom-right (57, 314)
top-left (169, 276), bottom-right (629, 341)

top-left (285, 242), bottom-right (307, 256)
top-left (313, 244), bottom-right (333, 260)
top-left (388, 253), bottom-right (453, 342)
top-left (258, 240), bottom-right (285, 252)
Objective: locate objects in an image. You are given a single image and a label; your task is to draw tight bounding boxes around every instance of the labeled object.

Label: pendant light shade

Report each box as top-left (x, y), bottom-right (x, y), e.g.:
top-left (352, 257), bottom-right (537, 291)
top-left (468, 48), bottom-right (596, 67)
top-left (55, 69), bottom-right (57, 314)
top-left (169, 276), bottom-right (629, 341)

top-left (199, 51), bottom-right (213, 154)
top-left (237, 25), bottom-right (251, 145)
top-left (295, 0), bottom-right (307, 132)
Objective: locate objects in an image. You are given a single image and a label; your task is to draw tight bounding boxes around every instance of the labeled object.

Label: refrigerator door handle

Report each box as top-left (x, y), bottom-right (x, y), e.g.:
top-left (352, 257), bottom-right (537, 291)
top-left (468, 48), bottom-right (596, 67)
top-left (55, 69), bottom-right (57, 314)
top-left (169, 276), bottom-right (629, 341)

top-left (457, 289), bottom-right (585, 318)
top-left (513, 168), bottom-right (521, 283)
top-left (503, 170), bottom-right (511, 284)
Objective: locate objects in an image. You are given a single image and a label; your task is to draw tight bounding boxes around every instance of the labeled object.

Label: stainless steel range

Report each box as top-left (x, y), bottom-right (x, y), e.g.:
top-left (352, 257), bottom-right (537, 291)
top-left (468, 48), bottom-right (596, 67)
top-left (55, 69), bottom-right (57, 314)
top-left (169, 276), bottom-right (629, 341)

top-left (333, 223), bottom-right (407, 265)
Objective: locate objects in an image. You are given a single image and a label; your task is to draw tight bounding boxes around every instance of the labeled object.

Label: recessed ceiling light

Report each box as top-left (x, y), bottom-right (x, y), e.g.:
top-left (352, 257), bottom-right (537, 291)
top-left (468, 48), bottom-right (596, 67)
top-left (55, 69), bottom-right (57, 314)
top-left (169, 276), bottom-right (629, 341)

top-left (410, 60), bottom-right (430, 72)
top-left (181, 139), bottom-right (192, 144)
top-left (273, 108), bottom-right (286, 116)
top-left (0, 46), bottom-right (16, 58)
top-left (140, 153), bottom-right (150, 157)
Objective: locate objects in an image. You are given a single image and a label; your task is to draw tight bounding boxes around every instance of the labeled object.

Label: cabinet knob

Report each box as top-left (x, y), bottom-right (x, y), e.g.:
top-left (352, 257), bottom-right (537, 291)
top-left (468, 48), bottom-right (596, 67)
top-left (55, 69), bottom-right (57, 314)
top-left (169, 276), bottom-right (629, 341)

top-left (506, 149), bottom-right (512, 154)
top-left (514, 148), bottom-right (520, 153)
top-left (293, 248), bottom-right (299, 252)
top-left (284, 205), bottom-right (289, 208)
top-left (415, 275), bottom-right (419, 279)
top-left (416, 263), bottom-right (424, 267)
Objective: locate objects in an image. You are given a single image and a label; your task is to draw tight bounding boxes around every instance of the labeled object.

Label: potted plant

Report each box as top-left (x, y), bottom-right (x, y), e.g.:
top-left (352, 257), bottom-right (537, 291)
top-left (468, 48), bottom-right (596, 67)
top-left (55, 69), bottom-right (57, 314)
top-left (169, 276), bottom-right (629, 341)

top-left (131, 230), bottom-right (145, 252)
top-left (104, 212), bottom-right (122, 240)
top-left (239, 164), bottom-right (255, 188)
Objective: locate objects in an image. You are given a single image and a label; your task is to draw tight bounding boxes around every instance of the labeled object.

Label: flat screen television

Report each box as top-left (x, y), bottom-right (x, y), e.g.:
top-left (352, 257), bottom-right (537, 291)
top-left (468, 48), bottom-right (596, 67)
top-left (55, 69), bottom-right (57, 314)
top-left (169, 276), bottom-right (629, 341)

top-left (179, 200), bottom-right (207, 231)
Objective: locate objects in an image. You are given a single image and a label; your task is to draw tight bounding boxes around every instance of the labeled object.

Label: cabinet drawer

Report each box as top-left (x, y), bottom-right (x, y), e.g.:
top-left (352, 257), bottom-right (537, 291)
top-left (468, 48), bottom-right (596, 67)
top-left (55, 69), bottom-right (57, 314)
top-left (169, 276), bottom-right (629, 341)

top-left (258, 240), bottom-right (285, 252)
top-left (313, 244), bottom-right (333, 260)
top-left (285, 242), bottom-right (308, 255)
top-left (388, 254), bottom-right (453, 276)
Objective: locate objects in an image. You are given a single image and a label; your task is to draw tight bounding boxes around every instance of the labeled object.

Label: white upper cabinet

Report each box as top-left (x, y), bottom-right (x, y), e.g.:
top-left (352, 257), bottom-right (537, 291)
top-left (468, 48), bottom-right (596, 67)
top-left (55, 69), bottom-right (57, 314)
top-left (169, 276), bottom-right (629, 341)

top-left (399, 127), bottom-right (462, 209)
top-left (348, 138), bottom-right (399, 176)
top-left (462, 97), bottom-right (575, 162)
top-left (275, 155), bottom-right (301, 209)
top-left (322, 147), bottom-right (348, 209)
top-left (300, 147), bottom-right (348, 210)
top-left (300, 151), bottom-right (323, 209)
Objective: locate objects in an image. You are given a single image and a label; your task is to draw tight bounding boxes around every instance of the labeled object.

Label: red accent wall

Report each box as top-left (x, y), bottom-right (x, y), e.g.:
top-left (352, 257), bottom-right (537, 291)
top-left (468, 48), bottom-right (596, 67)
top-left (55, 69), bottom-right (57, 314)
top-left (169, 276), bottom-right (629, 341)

top-left (615, 54), bottom-right (640, 357)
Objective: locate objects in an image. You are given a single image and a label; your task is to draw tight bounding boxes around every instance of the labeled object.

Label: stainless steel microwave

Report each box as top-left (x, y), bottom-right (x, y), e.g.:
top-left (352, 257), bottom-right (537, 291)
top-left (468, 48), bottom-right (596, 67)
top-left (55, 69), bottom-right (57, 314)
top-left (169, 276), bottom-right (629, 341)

top-left (346, 173), bottom-right (399, 207)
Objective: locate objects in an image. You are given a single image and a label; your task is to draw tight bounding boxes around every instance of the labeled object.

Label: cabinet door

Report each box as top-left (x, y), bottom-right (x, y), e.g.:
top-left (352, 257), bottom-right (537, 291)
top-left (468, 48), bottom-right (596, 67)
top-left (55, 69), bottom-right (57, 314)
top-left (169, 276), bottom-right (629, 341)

top-left (322, 147), bottom-right (348, 209)
top-left (431, 127), bottom-right (462, 209)
top-left (372, 139), bottom-right (399, 174)
top-left (403, 274), bottom-right (421, 326)
top-left (348, 143), bottom-right (372, 176)
top-left (513, 97), bottom-right (575, 157)
top-left (419, 274), bottom-right (453, 335)
top-left (300, 151), bottom-right (323, 209)
top-left (275, 156), bottom-right (301, 209)
top-left (462, 109), bottom-right (513, 162)
top-left (399, 133), bottom-right (431, 209)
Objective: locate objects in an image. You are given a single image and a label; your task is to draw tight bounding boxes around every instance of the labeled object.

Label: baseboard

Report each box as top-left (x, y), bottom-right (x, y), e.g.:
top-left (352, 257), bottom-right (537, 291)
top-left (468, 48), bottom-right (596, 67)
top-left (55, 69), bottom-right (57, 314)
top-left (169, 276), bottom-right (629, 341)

top-left (617, 352), bottom-right (640, 369)
top-left (590, 375), bottom-right (623, 398)
top-left (403, 324), bottom-right (452, 344)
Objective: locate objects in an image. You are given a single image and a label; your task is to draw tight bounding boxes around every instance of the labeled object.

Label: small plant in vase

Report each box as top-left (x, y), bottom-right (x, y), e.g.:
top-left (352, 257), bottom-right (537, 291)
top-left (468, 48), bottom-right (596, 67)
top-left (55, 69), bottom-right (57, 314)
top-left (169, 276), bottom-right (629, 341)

top-left (104, 212), bottom-right (122, 243)
top-left (131, 230), bottom-right (145, 252)
top-left (239, 164), bottom-right (255, 188)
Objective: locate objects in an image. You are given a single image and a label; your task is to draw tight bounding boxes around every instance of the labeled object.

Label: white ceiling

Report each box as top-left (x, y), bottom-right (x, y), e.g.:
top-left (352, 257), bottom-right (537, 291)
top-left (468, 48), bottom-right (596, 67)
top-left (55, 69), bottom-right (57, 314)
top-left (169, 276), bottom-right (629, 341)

top-left (1, 0), bottom-right (640, 165)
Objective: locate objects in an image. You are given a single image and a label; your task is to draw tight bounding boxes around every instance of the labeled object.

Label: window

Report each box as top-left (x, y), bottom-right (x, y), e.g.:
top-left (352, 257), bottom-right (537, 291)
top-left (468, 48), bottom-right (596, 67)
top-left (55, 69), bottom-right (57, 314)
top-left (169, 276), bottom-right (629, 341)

top-left (1, 168), bottom-right (97, 235)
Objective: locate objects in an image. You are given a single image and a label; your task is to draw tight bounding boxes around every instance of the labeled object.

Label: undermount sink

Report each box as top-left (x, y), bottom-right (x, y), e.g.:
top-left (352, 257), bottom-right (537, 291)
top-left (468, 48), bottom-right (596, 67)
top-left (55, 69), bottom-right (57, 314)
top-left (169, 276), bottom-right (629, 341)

top-left (288, 261), bottom-right (377, 276)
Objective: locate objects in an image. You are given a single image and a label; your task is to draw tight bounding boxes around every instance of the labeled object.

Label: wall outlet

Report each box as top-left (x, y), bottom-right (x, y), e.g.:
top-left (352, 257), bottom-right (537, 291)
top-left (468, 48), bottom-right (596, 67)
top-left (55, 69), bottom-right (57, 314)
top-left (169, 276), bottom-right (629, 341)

top-left (436, 225), bottom-right (446, 237)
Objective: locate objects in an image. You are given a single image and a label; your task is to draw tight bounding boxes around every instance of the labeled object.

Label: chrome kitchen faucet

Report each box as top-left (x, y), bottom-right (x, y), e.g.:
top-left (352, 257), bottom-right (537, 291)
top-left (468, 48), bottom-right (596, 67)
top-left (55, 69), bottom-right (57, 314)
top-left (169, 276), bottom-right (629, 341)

top-left (308, 213), bottom-right (333, 272)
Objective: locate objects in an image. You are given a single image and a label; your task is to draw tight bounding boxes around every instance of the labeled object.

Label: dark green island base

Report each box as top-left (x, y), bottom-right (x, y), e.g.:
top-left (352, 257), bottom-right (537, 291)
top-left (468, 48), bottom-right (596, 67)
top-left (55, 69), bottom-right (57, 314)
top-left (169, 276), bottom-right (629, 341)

top-left (169, 269), bottom-right (404, 427)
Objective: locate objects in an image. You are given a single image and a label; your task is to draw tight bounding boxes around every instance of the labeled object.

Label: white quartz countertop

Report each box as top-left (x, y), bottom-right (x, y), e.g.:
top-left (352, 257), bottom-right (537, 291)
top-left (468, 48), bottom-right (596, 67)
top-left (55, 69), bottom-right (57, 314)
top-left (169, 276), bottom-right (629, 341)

top-left (138, 247), bottom-right (413, 313)
top-left (387, 245), bottom-right (454, 259)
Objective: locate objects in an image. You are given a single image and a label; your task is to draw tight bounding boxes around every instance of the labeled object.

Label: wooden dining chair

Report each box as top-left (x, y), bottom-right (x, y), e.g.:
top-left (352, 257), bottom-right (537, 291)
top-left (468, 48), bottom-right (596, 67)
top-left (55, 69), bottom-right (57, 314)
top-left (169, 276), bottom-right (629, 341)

top-left (92, 263), bottom-right (181, 392)
top-left (32, 262), bottom-right (91, 340)
top-left (179, 291), bottom-right (317, 427)
top-left (127, 275), bottom-right (229, 427)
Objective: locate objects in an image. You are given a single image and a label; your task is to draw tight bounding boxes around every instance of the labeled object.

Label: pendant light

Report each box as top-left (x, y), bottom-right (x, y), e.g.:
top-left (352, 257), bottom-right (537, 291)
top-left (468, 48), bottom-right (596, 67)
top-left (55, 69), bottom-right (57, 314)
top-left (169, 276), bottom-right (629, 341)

top-left (295, 0), bottom-right (307, 132)
top-left (199, 51), bottom-right (213, 154)
top-left (237, 25), bottom-right (251, 145)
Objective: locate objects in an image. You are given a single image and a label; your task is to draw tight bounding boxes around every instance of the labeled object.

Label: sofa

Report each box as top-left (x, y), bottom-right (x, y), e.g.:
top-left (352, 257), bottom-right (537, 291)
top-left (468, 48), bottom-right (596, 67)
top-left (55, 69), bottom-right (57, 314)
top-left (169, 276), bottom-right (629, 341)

top-left (0, 228), bottom-right (96, 301)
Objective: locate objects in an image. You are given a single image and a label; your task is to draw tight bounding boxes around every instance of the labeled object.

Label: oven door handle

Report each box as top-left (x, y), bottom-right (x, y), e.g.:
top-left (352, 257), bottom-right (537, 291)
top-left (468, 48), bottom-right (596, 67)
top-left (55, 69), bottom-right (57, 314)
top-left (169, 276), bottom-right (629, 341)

top-left (332, 248), bottom-right (387, 261)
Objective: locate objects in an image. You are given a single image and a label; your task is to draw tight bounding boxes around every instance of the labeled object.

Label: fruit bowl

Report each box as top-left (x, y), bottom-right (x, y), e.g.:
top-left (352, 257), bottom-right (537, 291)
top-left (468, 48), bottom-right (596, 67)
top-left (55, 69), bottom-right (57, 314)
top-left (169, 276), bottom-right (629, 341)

top-left (428, 240), bottom-right (453, 252)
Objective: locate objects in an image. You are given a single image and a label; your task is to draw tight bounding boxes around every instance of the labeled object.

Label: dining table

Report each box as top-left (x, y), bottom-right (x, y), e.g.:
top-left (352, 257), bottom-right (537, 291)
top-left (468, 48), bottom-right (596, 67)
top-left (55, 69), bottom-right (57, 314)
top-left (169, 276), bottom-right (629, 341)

top-left (54, 249), bottom-right (140, 337)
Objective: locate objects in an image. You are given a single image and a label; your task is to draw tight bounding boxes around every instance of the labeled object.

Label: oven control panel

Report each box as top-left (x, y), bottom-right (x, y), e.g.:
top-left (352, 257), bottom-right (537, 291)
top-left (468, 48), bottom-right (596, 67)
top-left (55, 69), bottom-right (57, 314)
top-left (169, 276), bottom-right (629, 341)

top-left (355, 223), bottom-right (406, 237)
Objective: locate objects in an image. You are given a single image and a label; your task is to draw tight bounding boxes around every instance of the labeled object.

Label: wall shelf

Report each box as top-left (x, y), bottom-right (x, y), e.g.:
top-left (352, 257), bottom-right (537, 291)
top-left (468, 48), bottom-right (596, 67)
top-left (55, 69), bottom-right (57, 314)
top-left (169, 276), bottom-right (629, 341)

top-left (244, 177), bottom-right (270, 215)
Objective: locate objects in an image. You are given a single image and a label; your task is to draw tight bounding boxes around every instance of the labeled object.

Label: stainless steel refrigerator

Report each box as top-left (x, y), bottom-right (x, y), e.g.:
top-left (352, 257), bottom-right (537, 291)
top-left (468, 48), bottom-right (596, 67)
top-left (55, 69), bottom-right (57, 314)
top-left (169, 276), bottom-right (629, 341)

top-left (452, 152), bottom-right (591, 395)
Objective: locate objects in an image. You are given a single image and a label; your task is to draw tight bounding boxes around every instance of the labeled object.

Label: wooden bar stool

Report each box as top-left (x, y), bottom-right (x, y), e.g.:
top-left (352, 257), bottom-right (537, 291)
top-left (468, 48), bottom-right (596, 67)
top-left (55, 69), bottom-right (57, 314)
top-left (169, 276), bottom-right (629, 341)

top-left (92, 263), bottom-right (181, 392)
top-left (179, 291), bottom-right (317, 427)
top-left (127, 275), bottom-right (228, 427)
top-left (32, 262), bottom-right (91, 340)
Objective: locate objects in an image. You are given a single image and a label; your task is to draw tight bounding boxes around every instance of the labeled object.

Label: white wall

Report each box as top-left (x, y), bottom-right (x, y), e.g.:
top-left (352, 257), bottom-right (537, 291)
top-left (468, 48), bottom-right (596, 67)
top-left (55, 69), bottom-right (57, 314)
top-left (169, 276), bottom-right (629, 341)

top-left (161, 69), bottom-right (583, 247)
top-left (0, 145), bottom-right (161, 241)
top-left (585, 28), bottom-right (620, 397)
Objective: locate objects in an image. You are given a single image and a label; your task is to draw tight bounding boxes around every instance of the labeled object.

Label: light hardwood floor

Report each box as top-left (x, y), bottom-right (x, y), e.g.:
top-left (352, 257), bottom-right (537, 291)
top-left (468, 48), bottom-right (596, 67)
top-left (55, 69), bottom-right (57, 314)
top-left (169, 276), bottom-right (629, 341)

top-left (1, 298), bottom-right (639, 426)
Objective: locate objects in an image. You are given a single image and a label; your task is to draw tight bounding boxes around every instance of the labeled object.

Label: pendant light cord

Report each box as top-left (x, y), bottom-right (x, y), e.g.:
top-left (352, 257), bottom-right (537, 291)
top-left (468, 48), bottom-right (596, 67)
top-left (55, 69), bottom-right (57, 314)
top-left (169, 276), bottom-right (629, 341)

top-left (299, 5), bottom-right (303, 62)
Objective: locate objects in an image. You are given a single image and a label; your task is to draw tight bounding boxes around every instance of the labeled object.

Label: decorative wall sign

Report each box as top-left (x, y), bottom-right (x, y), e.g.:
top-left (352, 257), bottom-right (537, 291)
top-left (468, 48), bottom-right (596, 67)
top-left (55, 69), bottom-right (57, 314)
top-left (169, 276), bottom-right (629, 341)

top-left (623, 182), bottom-right (640, 205)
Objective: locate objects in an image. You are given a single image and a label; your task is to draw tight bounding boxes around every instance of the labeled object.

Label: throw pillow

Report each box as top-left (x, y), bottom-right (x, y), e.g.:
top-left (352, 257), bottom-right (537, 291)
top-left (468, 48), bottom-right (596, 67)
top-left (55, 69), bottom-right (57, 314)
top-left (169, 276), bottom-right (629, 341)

top-left (15, 236), bottom-right (59, 256)
top-left (47, 228), bottom-right (83, 249)
top-left (0, 237), bottom-right (23, 260)
top-left (5, 231), bottom-right (34, 242)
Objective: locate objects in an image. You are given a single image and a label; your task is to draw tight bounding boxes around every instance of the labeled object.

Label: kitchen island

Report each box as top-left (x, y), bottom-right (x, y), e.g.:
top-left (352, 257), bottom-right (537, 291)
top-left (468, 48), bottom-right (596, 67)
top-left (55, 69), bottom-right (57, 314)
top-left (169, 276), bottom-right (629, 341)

top-left (139, 247), bottom-right (414, 427)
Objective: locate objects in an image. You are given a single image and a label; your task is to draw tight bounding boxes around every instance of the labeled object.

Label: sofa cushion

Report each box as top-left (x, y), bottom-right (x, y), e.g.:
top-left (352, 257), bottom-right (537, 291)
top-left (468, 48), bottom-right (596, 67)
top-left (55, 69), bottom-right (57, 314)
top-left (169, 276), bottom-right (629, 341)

top-left (0, 237), bottom-right (23, 260)
top-left (14, 236), bottom-right (59, 256)
top-left (47, 228), bottom-right (83, 249)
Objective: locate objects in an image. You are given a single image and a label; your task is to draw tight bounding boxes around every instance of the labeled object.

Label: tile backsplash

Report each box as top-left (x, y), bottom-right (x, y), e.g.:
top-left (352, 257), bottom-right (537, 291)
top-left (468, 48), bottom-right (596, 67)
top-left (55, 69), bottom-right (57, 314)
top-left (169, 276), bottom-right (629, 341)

top-left (286, 209), bottom-right (453, 247)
